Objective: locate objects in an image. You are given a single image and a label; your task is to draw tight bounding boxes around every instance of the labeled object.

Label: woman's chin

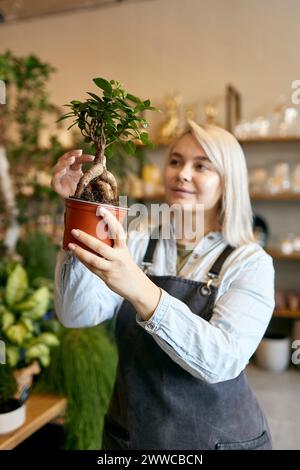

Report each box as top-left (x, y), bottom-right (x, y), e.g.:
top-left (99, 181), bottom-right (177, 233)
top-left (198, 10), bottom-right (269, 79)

top-left (166, 193), bottom-right (197, 205)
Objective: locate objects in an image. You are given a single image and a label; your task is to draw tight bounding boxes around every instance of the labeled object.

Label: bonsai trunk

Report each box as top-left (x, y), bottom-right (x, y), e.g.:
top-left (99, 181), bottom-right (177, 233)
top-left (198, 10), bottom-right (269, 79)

top-left (74, 132), bottom-right (118, 205)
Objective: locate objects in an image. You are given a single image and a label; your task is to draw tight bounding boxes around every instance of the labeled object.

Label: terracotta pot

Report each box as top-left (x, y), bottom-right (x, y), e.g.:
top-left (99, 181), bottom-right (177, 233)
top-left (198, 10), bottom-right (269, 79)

top-left (63, 197), bottom-right (128, 253)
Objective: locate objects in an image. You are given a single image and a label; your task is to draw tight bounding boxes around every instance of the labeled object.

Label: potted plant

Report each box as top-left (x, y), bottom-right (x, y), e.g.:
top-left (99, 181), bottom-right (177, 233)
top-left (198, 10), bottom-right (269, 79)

top-left (58, 77), bottom-right (158, 250)
top-left (0, 259), bottom-right (60, 434)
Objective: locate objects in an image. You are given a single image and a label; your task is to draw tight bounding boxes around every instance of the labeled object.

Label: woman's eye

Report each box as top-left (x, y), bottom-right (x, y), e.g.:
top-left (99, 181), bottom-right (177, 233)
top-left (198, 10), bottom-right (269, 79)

top-left (195, 164), bottom-right (207, 171)
top-left (169, 159), bottom-right (180, 166)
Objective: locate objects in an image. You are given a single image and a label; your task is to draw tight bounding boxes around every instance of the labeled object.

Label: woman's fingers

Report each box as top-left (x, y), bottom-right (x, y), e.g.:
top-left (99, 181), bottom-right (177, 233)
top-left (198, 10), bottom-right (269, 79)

top-left (70, 154), bottom-right (95, 171)
top-left (70, 229), bottom-right (115, 260)
top-left (68, 240), bottom-right (111, 272)
top-left (53, 150), bottom-right (95, 173)
top-left (96, 207), bottom-right (127, 248)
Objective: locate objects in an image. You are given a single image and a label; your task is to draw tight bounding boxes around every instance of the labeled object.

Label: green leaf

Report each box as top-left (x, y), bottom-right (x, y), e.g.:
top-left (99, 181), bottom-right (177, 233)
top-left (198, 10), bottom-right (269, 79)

top-left (2, 311), bottom-right (15, 331)
top-left (126, 93), bottom-right (141, 104)
top-left (5, 265), bottom-right (28, 307)
top-left (140, 132), bottom-right (150, 145)
top-left (22, 286), bottom-right (50, 320)
top-left (86, 92), bottom-right (102, 102)
top-left (93, 77), bottom-right (112, 96)
top-left (6, 323), bottom-right (29, 345)
top-left (37, 332), bottom-right (60, 347)
top-left (105, 144), bottom-right (115, 159)
top-left (6, 346), bottom-right (19, 368)
top-left (143, 99), bottom-right (150, 107)
top-left (124, 140), bottom-right (136, 155)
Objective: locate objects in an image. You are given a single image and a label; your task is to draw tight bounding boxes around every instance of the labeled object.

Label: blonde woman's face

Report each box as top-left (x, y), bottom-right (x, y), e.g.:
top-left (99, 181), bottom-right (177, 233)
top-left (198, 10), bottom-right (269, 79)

top-left (163, 133), bottom-right (222, 211)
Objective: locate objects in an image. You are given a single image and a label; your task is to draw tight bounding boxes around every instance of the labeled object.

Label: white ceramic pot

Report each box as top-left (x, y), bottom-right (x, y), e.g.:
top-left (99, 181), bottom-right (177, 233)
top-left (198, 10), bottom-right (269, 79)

top-left (255, 334), bottom-right (291, 372)
top-left (0, 401), bottom-right (26, 434)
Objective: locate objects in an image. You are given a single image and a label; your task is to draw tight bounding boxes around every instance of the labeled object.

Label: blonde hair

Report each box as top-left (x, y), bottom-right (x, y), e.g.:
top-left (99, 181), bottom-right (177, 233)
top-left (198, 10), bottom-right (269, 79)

top-left (168, 120), bottom-right (254, 247)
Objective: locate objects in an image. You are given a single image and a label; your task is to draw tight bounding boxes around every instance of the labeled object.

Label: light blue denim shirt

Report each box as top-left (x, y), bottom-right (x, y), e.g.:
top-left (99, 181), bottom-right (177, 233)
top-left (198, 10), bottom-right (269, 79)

top-left (54, 223), bottom-right (275, 383)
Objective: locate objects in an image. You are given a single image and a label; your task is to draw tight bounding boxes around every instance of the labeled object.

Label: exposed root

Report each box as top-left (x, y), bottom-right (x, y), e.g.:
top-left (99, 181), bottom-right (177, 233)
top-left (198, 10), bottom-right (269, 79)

top-left (75, 163), bottom-right (104, 198)
top-left (74, 157), bottom-right (119, 204)
top-left (101, 170), bottom-right (118, 199)
top-left (94, 180), bottom-right (114, 203)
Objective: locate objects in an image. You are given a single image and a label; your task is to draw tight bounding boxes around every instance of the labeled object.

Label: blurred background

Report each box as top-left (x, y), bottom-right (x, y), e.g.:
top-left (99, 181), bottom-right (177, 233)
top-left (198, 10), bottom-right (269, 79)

top-left (0, 0), bottom-right (300, 451)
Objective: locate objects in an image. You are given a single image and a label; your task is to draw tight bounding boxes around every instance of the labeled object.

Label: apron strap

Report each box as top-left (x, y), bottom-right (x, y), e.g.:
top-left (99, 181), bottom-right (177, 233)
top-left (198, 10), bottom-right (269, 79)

top-left (207, 244), bottom-right (236, 277)
top-left (141, 225), bottom-right (235, 277)
top-left (141, 225), bottom-right (161, 270)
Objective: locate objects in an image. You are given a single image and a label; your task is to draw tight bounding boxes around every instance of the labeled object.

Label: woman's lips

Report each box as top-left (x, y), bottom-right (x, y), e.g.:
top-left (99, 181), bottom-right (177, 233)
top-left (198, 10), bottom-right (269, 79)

top-left (171, 188), bottom-right (195, 198)
top-left (170, 187), bottom-right (196, 197)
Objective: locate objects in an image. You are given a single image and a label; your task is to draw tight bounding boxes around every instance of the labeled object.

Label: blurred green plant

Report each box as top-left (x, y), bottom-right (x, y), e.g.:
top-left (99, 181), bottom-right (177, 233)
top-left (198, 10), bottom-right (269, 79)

top-left (17, 231), bottom-right (58, 283)
top-left (0, 260), bottom-right (61, 369)
top-left (35, 324), bottom-right (117, 449)
top-left (0, 50), bottom-right (63, 163)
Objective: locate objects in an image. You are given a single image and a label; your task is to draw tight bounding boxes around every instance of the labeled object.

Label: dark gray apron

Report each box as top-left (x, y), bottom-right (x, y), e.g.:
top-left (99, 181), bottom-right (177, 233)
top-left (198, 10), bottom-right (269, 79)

top-left (102, 227), bottom-right (272, 450)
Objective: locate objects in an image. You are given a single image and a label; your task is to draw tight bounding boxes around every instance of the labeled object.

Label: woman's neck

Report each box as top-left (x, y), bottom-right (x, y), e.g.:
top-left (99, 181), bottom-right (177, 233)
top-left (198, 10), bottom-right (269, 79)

top-left (174, 207), bottom-right (221, 246)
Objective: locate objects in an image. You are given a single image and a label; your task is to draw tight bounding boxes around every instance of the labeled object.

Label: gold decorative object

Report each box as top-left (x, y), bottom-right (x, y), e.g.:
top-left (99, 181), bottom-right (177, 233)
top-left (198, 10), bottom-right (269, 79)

top-left (142, 163), bottom-right (162, 197)
top-left (204, 102), bottom-right (219, 125)
top-left (157, 93), bottom-right (182, 145)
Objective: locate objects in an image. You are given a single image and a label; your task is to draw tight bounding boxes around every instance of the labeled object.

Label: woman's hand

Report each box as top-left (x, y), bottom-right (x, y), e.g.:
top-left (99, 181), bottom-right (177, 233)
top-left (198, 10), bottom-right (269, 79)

top-left (51, 149), bottom-right (95, 198)
top-left (67, 206), bottom-right (162, 321)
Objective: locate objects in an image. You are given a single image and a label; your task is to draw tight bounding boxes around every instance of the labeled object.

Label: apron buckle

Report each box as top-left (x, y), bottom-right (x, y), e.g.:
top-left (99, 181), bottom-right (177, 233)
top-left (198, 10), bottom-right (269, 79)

top-left (201, 273), bottom-right (218, 296)
top-left (141, 261), bottom-right (152, 273)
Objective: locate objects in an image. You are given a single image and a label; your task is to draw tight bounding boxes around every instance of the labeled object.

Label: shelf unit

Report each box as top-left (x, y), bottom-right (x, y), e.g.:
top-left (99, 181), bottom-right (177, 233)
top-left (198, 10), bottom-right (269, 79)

top-left (274, 309), bottom-right (300, 319)
top-left (266, 248), bottom-right (300, 261)
top-left (238, 136), bottom-right (300, 144)
top-left (251, 192), bottom-right (300, 201)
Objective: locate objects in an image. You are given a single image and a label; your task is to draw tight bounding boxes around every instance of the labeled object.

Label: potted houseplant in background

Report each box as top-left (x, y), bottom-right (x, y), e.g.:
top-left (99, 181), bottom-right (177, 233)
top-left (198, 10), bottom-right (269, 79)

top-left (59, 77), bottom-right (158, 251)
top-left (0, 258), bottom-right (60, 434)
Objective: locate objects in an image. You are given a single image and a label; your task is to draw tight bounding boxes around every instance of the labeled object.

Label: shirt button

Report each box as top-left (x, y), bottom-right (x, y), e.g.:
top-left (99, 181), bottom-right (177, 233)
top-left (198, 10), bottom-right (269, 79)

top-left (208, 235), bottom-right (214, 240)
top-left (147, 323), bottom-right (154, 330)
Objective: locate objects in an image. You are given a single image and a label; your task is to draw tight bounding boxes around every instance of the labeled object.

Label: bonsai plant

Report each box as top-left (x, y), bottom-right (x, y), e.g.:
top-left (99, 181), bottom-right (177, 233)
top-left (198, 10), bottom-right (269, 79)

top-left (0, 258), bottom-right (60, 433)
top-left (58, 77), bottom-right (158, 250)
top-left (59, 77), bottom-right (157, 204)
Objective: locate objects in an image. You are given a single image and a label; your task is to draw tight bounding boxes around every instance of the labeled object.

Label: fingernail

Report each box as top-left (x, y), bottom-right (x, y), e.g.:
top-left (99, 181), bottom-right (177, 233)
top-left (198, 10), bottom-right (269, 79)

top-left (88, 155), bottom-right (95, 159)
top-left (68, 243), bottom-right (76, 250)
top-left (97, 207), bottom-right (107, 216)
top-left (71, 229), bottom-right (80, 237)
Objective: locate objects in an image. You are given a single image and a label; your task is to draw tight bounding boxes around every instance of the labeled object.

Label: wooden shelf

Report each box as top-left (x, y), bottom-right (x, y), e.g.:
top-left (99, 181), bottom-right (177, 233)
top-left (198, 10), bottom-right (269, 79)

top-left (0, 393), bottom-right (67, 450)
top-left (132, 193), bottom-right (165, 202)
top-left (238, 136), bottom-right (300, 144)
top-left (266, 247), bottom-right (300, 261)
top-left (274, 309), bottom-right (300, 319)
top-left (251, 192), bottom-right (300, 201)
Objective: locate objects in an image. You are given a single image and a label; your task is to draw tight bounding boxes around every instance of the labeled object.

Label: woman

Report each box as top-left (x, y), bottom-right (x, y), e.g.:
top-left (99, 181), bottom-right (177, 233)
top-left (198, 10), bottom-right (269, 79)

top-left (52, 121), bottom-right (275, 450)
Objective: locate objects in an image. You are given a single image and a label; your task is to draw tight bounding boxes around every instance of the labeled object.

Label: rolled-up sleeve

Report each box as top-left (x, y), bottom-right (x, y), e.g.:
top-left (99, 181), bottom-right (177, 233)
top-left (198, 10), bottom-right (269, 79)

top-left (136, 253), bottom-right (275, 383)
top-left (54, 248), bottom-right (123, 328)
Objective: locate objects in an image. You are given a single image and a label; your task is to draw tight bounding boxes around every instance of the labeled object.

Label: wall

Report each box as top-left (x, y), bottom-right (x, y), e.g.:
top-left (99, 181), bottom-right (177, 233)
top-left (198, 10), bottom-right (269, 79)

top-left (0, 0), bottom-right (299, 126)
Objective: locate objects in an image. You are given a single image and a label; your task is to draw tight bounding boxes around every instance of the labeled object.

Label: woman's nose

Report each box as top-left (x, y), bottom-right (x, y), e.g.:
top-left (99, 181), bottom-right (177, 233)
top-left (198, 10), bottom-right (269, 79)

top-left (177, 167), bottom-right (192, 182)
